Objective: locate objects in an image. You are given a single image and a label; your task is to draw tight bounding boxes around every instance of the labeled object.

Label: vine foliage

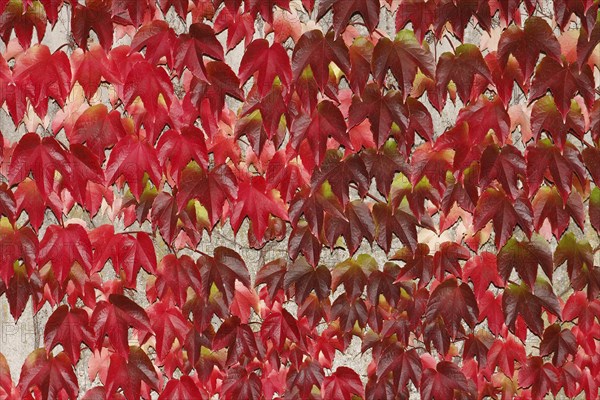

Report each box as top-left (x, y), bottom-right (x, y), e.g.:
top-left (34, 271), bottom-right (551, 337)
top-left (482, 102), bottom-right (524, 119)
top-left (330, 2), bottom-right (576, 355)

top-left (0, 0), bottom-right (599, 399)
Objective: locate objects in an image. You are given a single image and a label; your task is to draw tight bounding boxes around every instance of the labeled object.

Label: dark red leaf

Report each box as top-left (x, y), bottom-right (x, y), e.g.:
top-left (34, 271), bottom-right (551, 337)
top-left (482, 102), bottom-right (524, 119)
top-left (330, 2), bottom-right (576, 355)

top-left (17, 349), bottom-right (78, 400)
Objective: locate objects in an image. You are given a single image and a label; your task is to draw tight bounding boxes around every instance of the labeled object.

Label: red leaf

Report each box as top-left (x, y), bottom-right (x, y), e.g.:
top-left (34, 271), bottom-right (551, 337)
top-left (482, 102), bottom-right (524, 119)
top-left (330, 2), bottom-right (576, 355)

top-left (17, 349), bottom-right (78, 400)
top-left (4, 263), bottom-right (32, 320)
top-left (214, 7), bottom-right (255, 51)
top-left (71, 45), bottom-right (119, 99)
top-left (148, 300), bottom-right (191, 361)
top-left (530, 57), bottom-right (595, 120)
top-left (530, 95), bottom-right (585, 148)
top-left (348, 83), bottom-right (409, 149)
top-left (348, 37), bottom-right (373, 95)
top-left (331, 294), bottom-right (368, 332)
top-left (433, 0), bottom-right (491, 41)
top-left (372, 202), bottom-right (419, 253)
top-left (90, 294), bottom-right (152, 357)
top-left (230, 174), bottom-right (288, 241)
top-left (290, 100), bottom-right (352, 166)
top-left (221, 366), bottom-right (262, 400)
top-left (420, 361), bottom-right (471, 400)
top-left (456, 95), bottom-right (511, 145)
top-left (532, 187), bottom-right (585, 239)
top-left (284, 257), bottom-right (331, 304)
top-left (157, 0), bottom-right (188, 19)
top-left (151, 192), bottom-right (203, 246)
top-left (0, 221), bottom-right (37, 286)
top-left (130, 20), bottom-right (178, 68)
top-left (518, 356), bottom-right (560, 400)
top-left (265, 151), bottom-right (308, 203)
top-left (473, 187), bottom-right (533, 249)
top-left (539, 324), bottom-right (577, 366)
top-left (67, 144), bottom-right (105, 205)
top-left (176, 163), bottom-right (237, 227)
top-left (480, 143), bottom-right (525, 201)
top-left (425, 277), bottom-right (479, 340)
top-left (157, 126), bottom-right (208, 183)
top-left (8, 133), bottom-right (70, 199)
top-left (44, 305), bottom-right (92, 363)
top-left (361, 142), bottom-right (409, 196)
top-left (90, 226), bottom-right (156, 285)
top-left (0, 0), bottom-right (46, 49)
top-left (198, 247), bottom-right (251, 307)
top-left (486, 335), bottom-right (526, 376)
top-left (291, 30), bottom-right (350, 91)
top-left (396, 0), bottom-right (436, 43)
top-left (38, 224), bottom-right (93, 283)
top-left (68, 104), bottom-right (126, 160)
top-left (174, 22), bottom-right (223, 79)
top-left (260, 309), bottom-right (302, 351)
top-left (497, 234), bottom-right (553, 288)
top-left (436, 44), bottom-right (492, 106)
top-left (562, 291), bottom-right (600, 333)
top-left (503, 280), bottom-right (561, 336)
top-left (71, 0), bottom-right (113, 51)
top-left (526, 139), bottom-right (586, 202)
top-left (244, 0), bottom-right (290, 24)
top-left (159, 376), bottom-right (207, 400)
top-left (105, 134), bottom-right (162, 201)
top-left (0, 352), bottom-right (13, 398)
top-left (104, 346), bottom-right (160, 400)
top-left (432, 241), bottom-right (469, 281)
top-left (554, 232), bottom-right (600, 299)
top-left (311, 151), bottom-right (369, 206)
top-left (288, 220), bottom-right (322, 267)
top-left (110, 0), bottom-right (154, 27)
top-left (154, 254), bottom-right (202, 308)
top-left (376, 344), bottom-right (422, 389)
top-left (286, 360), bottom-right (324, 399)
top-left (255, 258), bottom-right (287, 302)
top-left (497, 16), bottom-right (561, 79)
top-left (332, 254), bottom-right (376, 300)
top-left (12, 44), bottom-right (70, 118)
top-left (213, 316), bottom-right (260, 366)
top-left (318, 0), bottom-right (380, 37)
top-left (321, 367), bottom-right (364, 400)
top-left (485, 51), bottom-right (527, 107)
top-left (122, 60), bottom-right (173, 115)
top-left (239, 39), bottom-right (291, 97)
top-left (372, 30), bottom-right (435, 98)
top-left (591, 187), bottom-right (600, 234)
top-left (393, 243), bottom-right (434, 287)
